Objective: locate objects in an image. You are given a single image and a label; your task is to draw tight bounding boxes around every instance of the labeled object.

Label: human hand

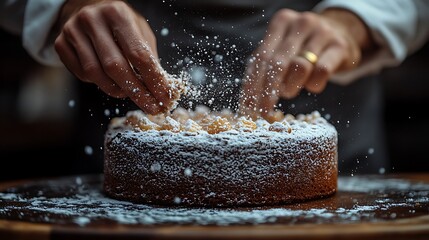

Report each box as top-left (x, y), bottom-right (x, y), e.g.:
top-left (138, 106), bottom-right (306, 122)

top-left (239, 8), bottom-right (373, 119)
top-left (54, 0), bottom-right (178, 114)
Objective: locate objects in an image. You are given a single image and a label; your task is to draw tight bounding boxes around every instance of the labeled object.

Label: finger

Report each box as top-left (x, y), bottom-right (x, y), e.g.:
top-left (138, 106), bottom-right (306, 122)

top-left (240, 10), bottom-right (296, 117)
top-left (101, 3), bottom-right (174, 108)
top-left (255, 62), bottom-right (288, 118)
top-left (263, 12), bottom-right (319, 101)
top-left (55, 33), bottom-right (85, 81)
top-left (296, 27), bottom-right (332, 94)
top-left (276, 12), bottom-right (330, 100)
top-left (257, 49), bottom-right (291, 118)
top-left (258, 62), bottom-right (282, 119)
top-left (239, 60), bottom-right (255, 113)
top-left (305, 45), bottom-right (345, 93)
top-left (275, 11), bottom-right (318, 61)
top-left (77, 9), bottom-right (164, 114)
top-left (239, 59), bottom-right (270, 119)
top-left (61, 21), bottom-right (126, 98)
top-left (299, 23), bottom-right (333, 59)
top-left (259, 9), bottom-right (299, 58)
top-left (279, 57), bottom-right (313, 99)
top-left (255, 11), bottom-right (300, 117)
top-left (259, 11), bottom-right (320, 115)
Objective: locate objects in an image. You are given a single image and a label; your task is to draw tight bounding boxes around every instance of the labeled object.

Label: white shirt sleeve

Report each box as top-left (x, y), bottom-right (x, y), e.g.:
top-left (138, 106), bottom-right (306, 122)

top-left (314, 0), bottom-right (429, 85)
top-left (23, 0), bottom-right (66, 67)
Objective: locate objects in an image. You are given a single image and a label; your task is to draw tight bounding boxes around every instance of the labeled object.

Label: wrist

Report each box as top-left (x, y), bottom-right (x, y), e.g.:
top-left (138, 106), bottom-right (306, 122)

top-left (320, 8), bottom-right (375, 51)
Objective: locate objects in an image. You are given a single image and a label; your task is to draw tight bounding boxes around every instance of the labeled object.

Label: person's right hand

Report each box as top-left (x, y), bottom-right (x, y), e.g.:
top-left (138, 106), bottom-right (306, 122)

top-left (54, 0), bottom-right (176, 114)
top-left (238, 9), bottom-right (374, 120)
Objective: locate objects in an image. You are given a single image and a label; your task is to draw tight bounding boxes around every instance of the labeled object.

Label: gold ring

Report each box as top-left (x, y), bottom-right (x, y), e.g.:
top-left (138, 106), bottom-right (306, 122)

top-left (300, 50), bottom-right (318, 64)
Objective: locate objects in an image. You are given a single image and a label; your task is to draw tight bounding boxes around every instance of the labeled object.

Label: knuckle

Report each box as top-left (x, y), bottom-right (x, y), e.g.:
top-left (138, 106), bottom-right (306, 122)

top-left (103, 6), bottom-right (121, 18)
top-left (101, 1), bottom-right (129, 21)
top-left (123, 39), bottom-right (154, 68)
top-left (102, 57), bottom-right (123, 75)
top-left (62, 21), bottom-right (74, 39)
top-left (129, 44), bottom-right (151, 63)
top-left (82, 61), bottom-right (100, 77)
top-left (332, 37), bottom-right (349, 51)
top-left (296, 12), bottom-right (317, 29)
top-left (54, 36), bottom-right (64, 52)
top-left (272, 9), bottom-right (295, 24)
top-left (76, 6), bottom-right (96, 25)
top-left (108, 1), bottom-right (129, 12)
top-left (268, 9), bottom-right (294, 31)
top-left (316, 22), bottom-right (333, 36)
top-left (300, 12), bottom-right (317, 23)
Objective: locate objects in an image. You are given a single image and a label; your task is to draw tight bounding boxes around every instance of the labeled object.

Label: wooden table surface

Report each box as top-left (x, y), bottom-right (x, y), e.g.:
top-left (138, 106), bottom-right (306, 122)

top-left (1, 173), bottom-right (429, 240)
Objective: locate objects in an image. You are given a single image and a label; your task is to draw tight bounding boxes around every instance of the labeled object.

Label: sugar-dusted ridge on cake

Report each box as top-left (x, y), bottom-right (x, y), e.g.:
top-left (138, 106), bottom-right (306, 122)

top-left (109, 105), bottom-right (332, 135)
top-left (103, 105), bottom-right (338, 207)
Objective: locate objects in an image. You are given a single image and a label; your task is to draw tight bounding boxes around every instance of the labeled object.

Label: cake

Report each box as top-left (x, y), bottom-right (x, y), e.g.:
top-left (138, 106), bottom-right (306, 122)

top-left (103, 106), bottom-right (338, 207)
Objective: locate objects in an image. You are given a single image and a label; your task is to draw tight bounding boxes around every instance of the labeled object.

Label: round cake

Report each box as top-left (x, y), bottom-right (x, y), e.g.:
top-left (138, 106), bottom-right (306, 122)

top-left (103, 106), bottom-right (338, 207)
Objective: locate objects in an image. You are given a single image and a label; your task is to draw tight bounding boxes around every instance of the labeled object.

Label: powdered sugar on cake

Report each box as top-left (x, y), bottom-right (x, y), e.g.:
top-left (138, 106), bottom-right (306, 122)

top-left (106, 106), bottom-right (337, 169)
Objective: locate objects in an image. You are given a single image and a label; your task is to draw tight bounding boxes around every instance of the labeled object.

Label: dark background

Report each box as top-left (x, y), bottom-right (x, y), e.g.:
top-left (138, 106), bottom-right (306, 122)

top-left (1, 28), bottom-right (428, 181)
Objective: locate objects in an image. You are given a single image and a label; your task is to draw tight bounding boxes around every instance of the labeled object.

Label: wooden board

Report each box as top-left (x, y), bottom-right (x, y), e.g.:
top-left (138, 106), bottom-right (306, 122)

top-left (1, 173), bottom-right (429, 240)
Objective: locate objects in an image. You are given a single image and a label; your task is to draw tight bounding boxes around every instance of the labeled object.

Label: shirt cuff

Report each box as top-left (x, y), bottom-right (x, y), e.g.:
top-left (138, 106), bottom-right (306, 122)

top-left (23, 0), bottom-right (66, 67)
top-left (313, 0), bottom-right (418, 85)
